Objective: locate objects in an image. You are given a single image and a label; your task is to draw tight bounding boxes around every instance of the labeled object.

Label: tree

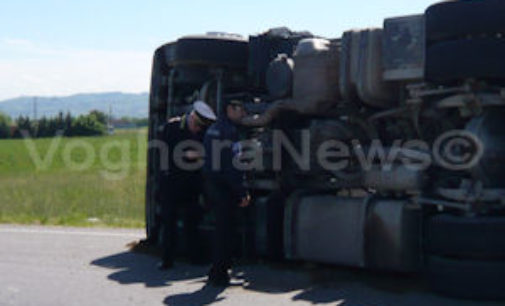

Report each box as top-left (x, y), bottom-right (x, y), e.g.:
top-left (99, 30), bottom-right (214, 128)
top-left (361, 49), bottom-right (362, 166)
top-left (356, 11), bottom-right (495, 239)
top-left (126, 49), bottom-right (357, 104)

top-left (36, 116), bottom-right (49, 138)
top-left (71, 113), bottom-right (106, 136)
top-left (64, 112), bottom-right (73, 136)
top-left (0, 112), bottom-right (11, 139)
top-left (57, 112), bottom-right (65, 131)
top-left (13, 115), bottom-right (35, 138)
top-left (89, 110), bottom-right (108, 125)
top-left (134, 117), bottom-right (148, 127)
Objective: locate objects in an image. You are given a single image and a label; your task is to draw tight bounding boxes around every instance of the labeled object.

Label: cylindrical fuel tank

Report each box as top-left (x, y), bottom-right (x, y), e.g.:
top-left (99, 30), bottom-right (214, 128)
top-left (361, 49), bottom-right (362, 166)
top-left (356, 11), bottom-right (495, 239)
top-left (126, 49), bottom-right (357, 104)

top-left (248, 28), bottom-right (312, 92)
top-left (284, 193), bottom-right (422, 272)
top-left (292, 38), bottom-right (341, 114)
top-left (266, 54), bottom-right (294, 99)
top-left (284, 192), bottom-right (368, 267)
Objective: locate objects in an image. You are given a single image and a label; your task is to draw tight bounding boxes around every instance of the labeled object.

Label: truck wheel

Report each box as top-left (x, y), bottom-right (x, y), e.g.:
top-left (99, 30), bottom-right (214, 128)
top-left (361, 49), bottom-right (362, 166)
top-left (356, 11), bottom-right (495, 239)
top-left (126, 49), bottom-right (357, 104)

top-left (174, 36), bottom-right (248, 68)
top-left (427, 255), bottom-right (505, 299)
top-left (144, 160), bottom-right (160, 245)
top-left (426, 0), bottom-right (505, 44)
top-left (425, 214), bottom-right (505, 260)
top-left (425, 38), bottom-right (505, 83)
top-left (149, 46), bottom-right (171, 112)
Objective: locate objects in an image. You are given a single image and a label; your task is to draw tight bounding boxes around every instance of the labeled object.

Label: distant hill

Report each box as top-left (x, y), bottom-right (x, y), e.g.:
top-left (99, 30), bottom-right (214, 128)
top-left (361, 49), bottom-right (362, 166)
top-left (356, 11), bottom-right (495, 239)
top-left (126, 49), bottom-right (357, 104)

top-left (0, 92), bottom-right (149, 119)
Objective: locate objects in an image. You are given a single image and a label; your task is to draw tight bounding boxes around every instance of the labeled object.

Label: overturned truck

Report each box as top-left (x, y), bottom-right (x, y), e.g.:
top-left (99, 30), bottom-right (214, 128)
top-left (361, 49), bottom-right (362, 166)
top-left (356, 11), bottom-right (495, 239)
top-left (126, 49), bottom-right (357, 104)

top-left (145, 0), bottom-right (505, 299)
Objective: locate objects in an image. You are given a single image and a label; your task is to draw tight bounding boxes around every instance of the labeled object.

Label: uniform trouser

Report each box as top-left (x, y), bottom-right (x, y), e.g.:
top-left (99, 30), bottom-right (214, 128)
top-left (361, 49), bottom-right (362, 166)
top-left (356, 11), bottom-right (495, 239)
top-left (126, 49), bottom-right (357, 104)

top-left (203, 177), bottom-right (238, 271)
top-left (160, 176), bottom-right (202, 263)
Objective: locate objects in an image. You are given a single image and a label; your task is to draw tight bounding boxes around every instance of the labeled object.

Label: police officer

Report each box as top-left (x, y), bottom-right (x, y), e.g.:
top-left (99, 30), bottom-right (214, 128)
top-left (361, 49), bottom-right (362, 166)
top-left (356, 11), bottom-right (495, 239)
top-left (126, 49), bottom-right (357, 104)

top-left (158, 101), bottom-right (216, 270)
top-left (203, 100), bottom-right (251, 286)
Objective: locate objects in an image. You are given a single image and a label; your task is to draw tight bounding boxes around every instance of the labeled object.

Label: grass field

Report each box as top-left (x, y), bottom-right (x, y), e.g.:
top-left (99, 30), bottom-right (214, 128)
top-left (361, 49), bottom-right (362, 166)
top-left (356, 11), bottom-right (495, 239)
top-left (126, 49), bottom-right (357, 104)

top-left (0, 129), bottom-right (148, 228)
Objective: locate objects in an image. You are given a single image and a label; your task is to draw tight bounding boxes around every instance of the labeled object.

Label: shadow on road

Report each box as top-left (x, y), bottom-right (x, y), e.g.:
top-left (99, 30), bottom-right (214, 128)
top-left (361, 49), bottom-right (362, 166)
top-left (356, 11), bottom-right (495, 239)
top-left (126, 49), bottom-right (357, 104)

top-left (163, 285), bottom-right (226, 306)
top-left (91, 247), bottom-right (229, 305)
top-left (91, 248), bottom-right (486, 306)
top-left (159, 263), bottom-right (437, 306)
top-left (235, 264), bottom-right (427, 305)
top-left (91, 251), bottom-right (207, 288)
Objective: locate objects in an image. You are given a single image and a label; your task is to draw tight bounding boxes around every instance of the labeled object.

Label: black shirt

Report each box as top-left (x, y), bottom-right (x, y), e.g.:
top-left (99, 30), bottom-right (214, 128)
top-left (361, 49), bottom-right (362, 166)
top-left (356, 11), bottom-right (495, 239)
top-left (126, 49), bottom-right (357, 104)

top-left (162, 114), bottom-right (204, 184)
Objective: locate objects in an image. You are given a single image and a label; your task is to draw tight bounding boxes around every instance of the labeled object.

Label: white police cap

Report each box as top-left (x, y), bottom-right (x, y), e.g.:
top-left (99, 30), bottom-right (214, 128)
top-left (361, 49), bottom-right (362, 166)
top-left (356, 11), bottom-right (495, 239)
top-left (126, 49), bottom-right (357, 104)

top-left (193, 101), bottom-right (217, 123)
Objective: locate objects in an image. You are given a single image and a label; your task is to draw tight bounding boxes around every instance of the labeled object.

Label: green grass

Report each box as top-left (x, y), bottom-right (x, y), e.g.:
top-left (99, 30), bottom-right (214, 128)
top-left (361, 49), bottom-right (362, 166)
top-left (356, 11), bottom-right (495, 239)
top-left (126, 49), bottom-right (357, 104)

top-left (0, 129), bottom-right (148, 228)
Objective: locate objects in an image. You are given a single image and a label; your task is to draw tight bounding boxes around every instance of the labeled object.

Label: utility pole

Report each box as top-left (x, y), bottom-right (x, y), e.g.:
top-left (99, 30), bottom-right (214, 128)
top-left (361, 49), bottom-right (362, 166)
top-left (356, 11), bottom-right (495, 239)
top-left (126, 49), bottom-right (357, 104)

top-left (33, 97), bottom-right (38, 122)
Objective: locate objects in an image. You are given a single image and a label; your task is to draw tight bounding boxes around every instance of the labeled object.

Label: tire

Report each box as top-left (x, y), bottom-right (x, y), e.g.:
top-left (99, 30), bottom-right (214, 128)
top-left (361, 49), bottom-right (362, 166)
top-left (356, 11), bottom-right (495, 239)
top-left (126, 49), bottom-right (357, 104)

top-left (149, 47), bottom-right (170, 112)
top-left (425, 214), bottom-right (505, 260)
top-left (174, 36), bottom-right (248, 68)
top-left (160, 42), bottom-right (176, 66)
top-left (145, 198), bottom-right (159, 244)
top-left (426, 0), bottom-right (505, 44)
top-left (425, 38), bottom-right (505, 83)
top-left (144, 146), bottom-right (161, 244)
top-left (144, 168), bottom-right (160, 245)
top-left (426, 255), bottom-right (505, 299)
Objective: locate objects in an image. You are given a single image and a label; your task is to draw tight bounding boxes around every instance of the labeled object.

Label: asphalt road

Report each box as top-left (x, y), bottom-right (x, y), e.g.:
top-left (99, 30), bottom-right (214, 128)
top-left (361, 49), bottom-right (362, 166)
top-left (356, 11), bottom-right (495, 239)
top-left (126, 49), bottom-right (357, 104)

top-left (0, 225), bottom-right (503, 306)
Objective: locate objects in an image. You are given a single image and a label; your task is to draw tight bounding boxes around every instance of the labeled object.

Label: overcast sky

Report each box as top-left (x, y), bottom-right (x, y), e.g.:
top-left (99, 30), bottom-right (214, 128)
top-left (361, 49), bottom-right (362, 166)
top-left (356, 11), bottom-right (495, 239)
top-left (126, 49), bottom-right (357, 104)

top-left (0, 0), bottom-right (435, 101)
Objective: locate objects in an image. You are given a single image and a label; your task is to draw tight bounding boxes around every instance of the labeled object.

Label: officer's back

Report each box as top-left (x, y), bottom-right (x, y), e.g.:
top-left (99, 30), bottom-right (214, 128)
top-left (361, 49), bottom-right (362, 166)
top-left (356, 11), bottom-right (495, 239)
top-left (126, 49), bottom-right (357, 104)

top-left (202, 100), bottom-right (250, 287)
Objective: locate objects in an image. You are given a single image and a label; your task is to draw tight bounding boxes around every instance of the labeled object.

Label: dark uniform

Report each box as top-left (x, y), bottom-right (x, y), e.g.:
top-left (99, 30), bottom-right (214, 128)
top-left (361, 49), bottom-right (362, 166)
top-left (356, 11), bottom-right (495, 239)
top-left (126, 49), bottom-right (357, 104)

top-left (203, 116), bottom-right (247, 283)
top-left (159, 114), bottom-right (204, 266)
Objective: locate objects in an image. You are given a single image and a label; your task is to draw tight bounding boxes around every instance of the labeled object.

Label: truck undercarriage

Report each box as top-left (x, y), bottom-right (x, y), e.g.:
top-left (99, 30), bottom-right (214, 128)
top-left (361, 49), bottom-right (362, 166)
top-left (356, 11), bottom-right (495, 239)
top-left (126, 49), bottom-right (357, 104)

top-left (145, 0), bottom-right (505, 299)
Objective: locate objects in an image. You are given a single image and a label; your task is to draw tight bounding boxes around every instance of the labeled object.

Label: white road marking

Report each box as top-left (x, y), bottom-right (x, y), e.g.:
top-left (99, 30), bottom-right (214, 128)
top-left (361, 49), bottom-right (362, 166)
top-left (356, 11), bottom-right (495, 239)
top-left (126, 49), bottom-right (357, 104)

top-left (0, 227), bottom-right (143, 238)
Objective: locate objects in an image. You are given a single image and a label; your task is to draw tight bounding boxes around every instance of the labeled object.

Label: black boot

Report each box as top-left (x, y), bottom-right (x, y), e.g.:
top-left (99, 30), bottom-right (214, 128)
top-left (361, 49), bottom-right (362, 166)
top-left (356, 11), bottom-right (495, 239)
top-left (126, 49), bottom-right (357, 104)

top-left (207, 266), bottom-right (230, 287)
